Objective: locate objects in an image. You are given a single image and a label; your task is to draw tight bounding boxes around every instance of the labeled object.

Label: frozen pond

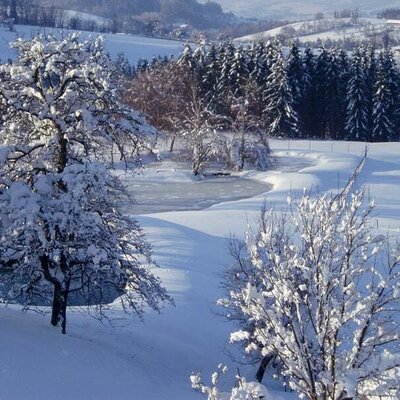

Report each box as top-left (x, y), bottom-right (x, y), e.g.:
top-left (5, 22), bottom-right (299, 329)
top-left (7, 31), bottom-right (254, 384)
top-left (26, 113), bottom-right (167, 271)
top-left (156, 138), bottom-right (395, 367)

top-left (126, 155), bottom-right (314, 214)
top-left (129, 175), bottom-right (270, 214)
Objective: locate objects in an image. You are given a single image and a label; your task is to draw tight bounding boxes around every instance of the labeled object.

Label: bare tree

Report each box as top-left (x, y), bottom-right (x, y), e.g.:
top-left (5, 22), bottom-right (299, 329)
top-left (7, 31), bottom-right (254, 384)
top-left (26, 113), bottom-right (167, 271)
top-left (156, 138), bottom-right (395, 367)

top-left (125, 61), bottom-right (194, 151)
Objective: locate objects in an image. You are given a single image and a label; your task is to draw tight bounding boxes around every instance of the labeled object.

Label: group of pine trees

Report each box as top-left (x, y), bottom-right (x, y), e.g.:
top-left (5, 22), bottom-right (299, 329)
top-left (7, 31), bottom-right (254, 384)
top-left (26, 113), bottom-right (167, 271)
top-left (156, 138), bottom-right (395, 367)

top-left (130, 40), bottom-right (400, 142)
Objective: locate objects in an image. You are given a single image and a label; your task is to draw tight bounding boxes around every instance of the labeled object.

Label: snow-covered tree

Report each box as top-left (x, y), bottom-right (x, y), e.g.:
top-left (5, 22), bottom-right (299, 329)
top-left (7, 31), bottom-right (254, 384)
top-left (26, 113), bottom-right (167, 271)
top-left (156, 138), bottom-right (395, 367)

top-left (0, 34), bottom-right (171, 333)
top-left (228, 46), bottom-right (249, 98)
top-left (372, 51), bottom-right (396, 142)
top-left (323, 49), bottom-right (348, 140)
top-left (372, 50), bottom-right (399, 142)
top-left (180, 88), bottom-right (221, 176)
top-left (200, 43), bottom-right (220, 109)
top-left (220, 173), bottom-right (400, 399)
top-left (363, 46), bottom-right (378, 136)
top-left (136, 57), bottom-right (149, 73)
top-left (345, 47), bottom-right (369, 141)
top-left (114, 52), bottom-right (136, 80)
top-left (301, 47), bottom-right (318, 138)
top-left (223, 80), bottom-right (270, 171)
top-left (215, 42), bottom-right (235, 116)
top-left (248, 41), bottom-right (269, 91)
top-left (262, 45), bottom-right (298, 137)
top-left (286, 42), bottom-right (303, 119)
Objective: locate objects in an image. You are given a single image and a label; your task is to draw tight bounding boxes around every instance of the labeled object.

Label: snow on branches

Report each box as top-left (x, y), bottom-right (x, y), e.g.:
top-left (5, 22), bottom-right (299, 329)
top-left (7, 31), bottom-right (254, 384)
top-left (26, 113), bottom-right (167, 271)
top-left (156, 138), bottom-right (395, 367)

top-left (191, 365), bottom-right (275, 400)
top-left (0, 34), bottom-right (170, 333)
top-left (219, 184), bottom-right (400, 399)
top-left (0, 33), bottom-right (156, 170)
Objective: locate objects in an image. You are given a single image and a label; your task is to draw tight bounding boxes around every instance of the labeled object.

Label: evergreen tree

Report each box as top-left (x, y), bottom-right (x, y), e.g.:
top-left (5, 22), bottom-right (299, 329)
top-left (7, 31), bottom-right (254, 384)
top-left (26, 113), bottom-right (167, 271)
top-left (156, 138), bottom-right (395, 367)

top-left (345, 47), bottom-right (369, 141)
top-left (136, 57), bottom-right (149, 73)
top-left (286, 42), bottom-right (304, 126)
top-left (215, 41), bottom-right (235, 115)
top-left (335, 49), bottom-right (350, 139)
top-left (115, 52), bottom-right (135, 79)
top-left (249, 41), bottom-right (269, 89)
top-left (314, 47), bottom-right (331, 137)
top-left (228, 45), bottom-right (249, 97)
top-left (200, 43), bottom-right (219, 109)
top-left (178, 44), bottom-right (196, 71)
top-left (301, 47), bottom-right (318, 138)
top-left (372, 51), bottom-right (396, 142)
top-left (325, 49), bottom-right (347, 139)
top-left (380, 48), bottom-right (400, 140)
top-left (363, 46), bottom-right (378, 138)
top-left (262, 44), bottom-right (298, 137)
top-left (192, 38), bottom-right (207, 82)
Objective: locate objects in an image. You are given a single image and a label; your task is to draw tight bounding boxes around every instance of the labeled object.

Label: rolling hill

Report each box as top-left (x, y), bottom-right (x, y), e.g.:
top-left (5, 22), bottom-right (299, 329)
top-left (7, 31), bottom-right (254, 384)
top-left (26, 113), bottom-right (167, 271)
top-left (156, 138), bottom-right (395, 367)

top-left (210, 0), bottom-right (400, 20)
top-left (235, 17), bottom-right (400, 48)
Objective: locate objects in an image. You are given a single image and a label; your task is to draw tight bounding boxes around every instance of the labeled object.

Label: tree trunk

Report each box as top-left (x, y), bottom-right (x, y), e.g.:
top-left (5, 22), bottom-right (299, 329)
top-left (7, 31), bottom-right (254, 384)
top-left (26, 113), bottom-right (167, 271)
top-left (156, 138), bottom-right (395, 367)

top-left (56, 132), bottom-right (68, 174)
top-left (169, 136), bottom-right (176, 152)
top-left (59, 252), bottom-right (70, 334)
top-left (51, 283), bottom-right (63, 327)
top-left (61, 280), bottom-right (70, 335)
top-left (256, 354), bottom-right (274, 383)
top-left (40, 254), bottom-right (64, 329)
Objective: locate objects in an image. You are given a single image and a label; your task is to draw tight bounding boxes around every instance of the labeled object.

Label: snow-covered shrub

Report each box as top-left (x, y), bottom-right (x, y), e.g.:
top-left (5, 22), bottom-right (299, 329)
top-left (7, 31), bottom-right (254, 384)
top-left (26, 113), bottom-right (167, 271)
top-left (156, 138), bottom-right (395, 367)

top-left (242, 139), bottom-right (271, 171)
top-left (191, 365), bottom-right (275, 400)
top-left (180, 97), bottom-right (220, 176)
top-left (220, 184), bottom-right (400, 399)
top-left (218, 87), bottom-right (270, 172)
top-left (0, 34), bottom-right (171, 333)
top-left (215, 133), bottom-right (270, 172)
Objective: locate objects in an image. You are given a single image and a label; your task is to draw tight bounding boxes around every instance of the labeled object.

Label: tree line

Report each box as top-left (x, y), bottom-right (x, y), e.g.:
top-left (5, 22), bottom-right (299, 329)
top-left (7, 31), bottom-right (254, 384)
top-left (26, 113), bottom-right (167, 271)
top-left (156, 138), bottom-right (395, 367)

top-left (0, 0), bottom-right (112, 32)
top-left (127, 40), bottom-right (400, 143)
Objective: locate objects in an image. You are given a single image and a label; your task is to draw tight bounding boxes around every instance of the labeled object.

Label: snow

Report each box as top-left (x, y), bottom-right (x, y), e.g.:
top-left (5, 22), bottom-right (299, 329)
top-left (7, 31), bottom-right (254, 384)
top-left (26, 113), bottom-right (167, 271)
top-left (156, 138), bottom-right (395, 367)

top-left (2, 139), bottom-right (400, 400)
top-left (0, 25), bottom-right (185, 64)
top-left (236, 17), bottom-right (394, 44)
top-left (212, 0), bottom-right (400, 20)
top-left (122, 156), bottom-right (313, 214)
top-left (62, 10), bottom-right (111, 25)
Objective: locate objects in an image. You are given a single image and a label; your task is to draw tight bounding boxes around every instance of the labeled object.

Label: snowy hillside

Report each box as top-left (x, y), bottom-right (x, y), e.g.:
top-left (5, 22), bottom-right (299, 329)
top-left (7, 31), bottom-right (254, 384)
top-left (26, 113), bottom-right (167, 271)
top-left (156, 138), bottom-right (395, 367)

top-left (2, 139), bottom-right (400, 400)
top-left (211, 0), bottom-right (400, 19)
top-left (0, 25), bottom-right (184, 64)
top-left (236, 17), bottom-right (395, 44)
top-left (62, 10), bottom-right (111, 26)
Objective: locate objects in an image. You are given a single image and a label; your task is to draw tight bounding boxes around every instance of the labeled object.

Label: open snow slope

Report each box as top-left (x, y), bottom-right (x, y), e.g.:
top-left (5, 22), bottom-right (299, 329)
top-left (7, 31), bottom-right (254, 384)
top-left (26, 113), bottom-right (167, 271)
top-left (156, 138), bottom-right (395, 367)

top-left (236, 17), bottom-right (391, 43)
top-left (1, 140), bottom-right (400, 400)
top-left (211, 0), bottom-right (400, 19)
top-left (0, 25), bottom-right (184, 64)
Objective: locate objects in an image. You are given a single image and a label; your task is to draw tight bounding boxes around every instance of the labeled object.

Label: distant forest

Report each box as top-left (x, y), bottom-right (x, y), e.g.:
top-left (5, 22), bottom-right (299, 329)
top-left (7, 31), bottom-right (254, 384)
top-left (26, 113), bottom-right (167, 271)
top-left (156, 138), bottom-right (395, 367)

top-left (0, 0), bottom-right (236, 32)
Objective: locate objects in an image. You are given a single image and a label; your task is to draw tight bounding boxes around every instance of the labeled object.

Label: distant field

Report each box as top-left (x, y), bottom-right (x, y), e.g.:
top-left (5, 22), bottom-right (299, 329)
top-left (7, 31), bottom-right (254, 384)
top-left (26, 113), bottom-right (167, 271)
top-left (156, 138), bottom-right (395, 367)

top-left (0, 25), bottom-right (185, 64)
top-left (211, 0), bottom-right (400, 19)
top-left (235, 17), bottom-right (399, 46)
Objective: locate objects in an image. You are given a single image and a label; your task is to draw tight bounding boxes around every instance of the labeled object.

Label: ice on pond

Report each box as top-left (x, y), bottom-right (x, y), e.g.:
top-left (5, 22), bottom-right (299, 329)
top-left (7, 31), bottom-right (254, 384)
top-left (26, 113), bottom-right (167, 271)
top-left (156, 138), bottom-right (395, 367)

top-left (128, 175), bottom-right (270, 214)
top-left (122, 155), bottom-right (314, 214)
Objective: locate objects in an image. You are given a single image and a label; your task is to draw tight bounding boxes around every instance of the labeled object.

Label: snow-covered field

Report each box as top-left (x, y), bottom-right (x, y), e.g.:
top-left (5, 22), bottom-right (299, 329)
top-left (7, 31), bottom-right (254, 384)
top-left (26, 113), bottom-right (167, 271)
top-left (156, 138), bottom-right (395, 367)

top-left (2, 139), bottom-right (400, 400)
top-left (0, 25), bottom-right (185, 64)
top-left (210, 0), bottom-right (400, 20)
top-left (236, 17), bottom-right (396, 45)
